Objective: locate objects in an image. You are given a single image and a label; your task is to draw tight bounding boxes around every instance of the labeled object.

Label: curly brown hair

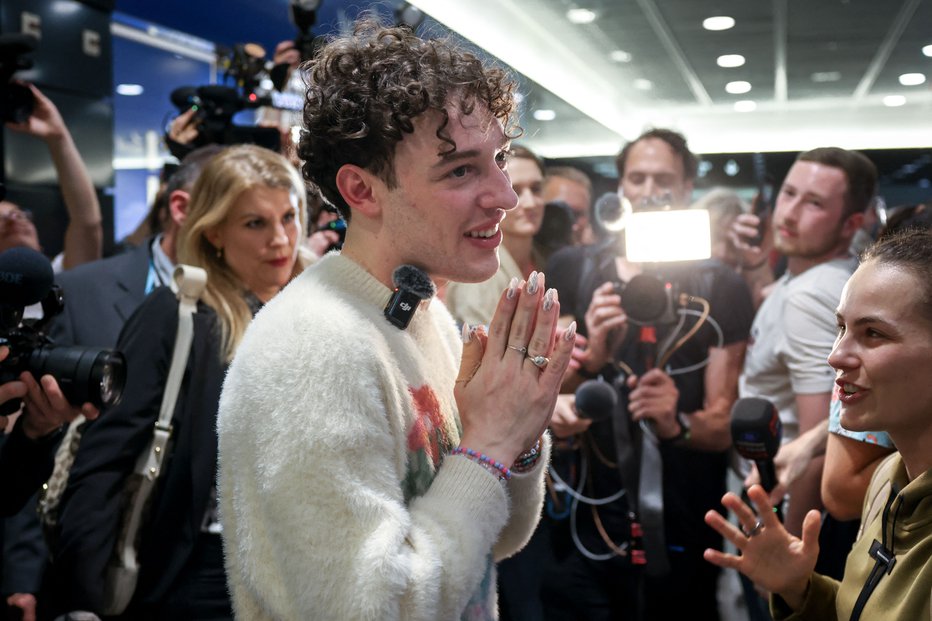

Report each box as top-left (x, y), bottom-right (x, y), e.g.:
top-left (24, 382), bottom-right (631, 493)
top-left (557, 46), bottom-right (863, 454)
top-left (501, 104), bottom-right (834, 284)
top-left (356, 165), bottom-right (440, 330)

top-left (297, 18), bottom-right (520, 220)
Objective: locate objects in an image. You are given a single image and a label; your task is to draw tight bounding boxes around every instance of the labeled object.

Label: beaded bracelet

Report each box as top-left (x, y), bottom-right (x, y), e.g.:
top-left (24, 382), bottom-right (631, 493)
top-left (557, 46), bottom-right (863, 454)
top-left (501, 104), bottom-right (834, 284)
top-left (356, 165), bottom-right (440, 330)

top-left (512, 437), bottom-right (543, 473)
top-left (451, 447), bottom-right (512, 481)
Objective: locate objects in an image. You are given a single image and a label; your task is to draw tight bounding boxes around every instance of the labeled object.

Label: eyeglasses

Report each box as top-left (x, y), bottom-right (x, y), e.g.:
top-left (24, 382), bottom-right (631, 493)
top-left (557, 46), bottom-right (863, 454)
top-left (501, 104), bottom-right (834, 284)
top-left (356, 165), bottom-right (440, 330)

top-left (0, 208), bottom-right (33, 225)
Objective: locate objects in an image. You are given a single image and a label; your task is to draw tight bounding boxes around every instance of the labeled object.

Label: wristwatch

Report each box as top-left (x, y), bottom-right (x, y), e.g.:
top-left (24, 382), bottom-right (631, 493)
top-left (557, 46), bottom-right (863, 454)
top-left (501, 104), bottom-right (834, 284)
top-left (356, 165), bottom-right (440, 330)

top-left (661, 411), bottom-right (691, 445)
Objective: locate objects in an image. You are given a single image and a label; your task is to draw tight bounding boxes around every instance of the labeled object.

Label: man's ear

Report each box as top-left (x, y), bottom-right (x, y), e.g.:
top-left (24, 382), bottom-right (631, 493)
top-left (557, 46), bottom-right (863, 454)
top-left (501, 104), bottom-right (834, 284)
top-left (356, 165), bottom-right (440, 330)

top-left (335, 164), bottom-right (382, 219)
top-left (842, 211), bottom-right (865, 238)
top-left (168, 190), bottom-right (191, 227)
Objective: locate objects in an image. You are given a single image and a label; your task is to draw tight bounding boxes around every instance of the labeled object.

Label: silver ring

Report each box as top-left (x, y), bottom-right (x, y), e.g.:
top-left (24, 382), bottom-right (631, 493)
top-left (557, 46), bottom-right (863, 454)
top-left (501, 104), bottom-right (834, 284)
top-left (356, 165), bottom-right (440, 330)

top-left (528, 354), bottom-right (550, 368)
top-left (508, 345), bottom-right (528, 355)
top-left (742, 519), bottom-right (764, 538)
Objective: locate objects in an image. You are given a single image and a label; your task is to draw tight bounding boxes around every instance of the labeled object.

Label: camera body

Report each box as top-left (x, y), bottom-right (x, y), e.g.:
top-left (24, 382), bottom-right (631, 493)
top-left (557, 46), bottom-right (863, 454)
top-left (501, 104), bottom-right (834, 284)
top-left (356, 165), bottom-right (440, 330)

top-left (0, 287), bottom-right (126, 417)
top-left (0, 33), bottom-right (38, 124)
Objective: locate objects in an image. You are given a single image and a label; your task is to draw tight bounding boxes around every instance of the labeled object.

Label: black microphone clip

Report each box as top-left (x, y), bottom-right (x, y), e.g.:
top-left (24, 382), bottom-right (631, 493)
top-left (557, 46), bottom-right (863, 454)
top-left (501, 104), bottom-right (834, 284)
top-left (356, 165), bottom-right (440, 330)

top-left (383, 264), bottom-right (435, 330)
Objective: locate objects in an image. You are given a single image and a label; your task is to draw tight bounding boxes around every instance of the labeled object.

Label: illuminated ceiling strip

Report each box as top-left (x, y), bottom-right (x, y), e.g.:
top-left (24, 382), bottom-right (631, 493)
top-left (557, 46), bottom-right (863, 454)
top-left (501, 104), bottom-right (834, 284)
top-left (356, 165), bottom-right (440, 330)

top-left (408, 0), bottom-right (633, 138)
top-left (110, 20), bottom-right (216, 65)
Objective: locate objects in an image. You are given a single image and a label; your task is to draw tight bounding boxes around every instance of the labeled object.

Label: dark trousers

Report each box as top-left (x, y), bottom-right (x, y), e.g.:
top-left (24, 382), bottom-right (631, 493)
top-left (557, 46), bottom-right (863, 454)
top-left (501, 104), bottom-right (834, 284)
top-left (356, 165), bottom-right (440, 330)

top-left (538, 547), bottom-right (721, 621)
top-left (131, 533), bottom-right (232, 621)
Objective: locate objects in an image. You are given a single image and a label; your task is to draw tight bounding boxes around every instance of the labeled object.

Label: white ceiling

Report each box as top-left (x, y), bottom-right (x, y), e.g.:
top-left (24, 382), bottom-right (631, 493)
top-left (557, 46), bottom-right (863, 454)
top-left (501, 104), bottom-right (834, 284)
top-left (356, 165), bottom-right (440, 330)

top-left (409, 0), bottom-right (932, 158)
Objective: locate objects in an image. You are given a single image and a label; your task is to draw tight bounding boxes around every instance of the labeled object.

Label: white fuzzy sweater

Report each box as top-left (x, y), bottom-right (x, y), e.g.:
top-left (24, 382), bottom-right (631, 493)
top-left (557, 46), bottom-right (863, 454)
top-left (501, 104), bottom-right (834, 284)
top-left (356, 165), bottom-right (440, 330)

top-left (217, 254), bottom-right (549, 621)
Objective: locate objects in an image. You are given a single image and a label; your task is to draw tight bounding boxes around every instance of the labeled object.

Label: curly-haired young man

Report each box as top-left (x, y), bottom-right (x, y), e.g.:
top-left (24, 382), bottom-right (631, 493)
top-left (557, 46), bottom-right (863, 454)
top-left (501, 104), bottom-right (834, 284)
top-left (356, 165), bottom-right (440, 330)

top-left (217, 19), bottom-right (576, 620)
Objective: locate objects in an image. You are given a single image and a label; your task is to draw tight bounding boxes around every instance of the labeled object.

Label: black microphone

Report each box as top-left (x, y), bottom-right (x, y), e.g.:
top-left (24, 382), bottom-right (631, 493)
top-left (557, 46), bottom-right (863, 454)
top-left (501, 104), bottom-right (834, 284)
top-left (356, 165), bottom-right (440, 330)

top-left (574, 379), bottom-right (617, 421)
top-left (620, 274), bottom-right (669, 325)
top-left (731, 397), bottom-right (783, 495)
top-left (383, 265), bottom-right (435, 330)
top-left (0, 247), bottom-right (54, 307)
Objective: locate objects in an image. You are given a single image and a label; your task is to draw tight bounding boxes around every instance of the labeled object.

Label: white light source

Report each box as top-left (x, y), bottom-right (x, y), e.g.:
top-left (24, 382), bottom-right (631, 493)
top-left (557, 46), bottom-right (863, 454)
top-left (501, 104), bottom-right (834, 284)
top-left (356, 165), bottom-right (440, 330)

top-left (716, 54), bottom-right (745, 68)
top-left (625, 210), bottom-right (712, 263)
top-left (116, 84), bottom-right (144, 96)
top-left (610, 49), bottom-right (632, 63)
top-left (923, 44), bottom-right (932, 57)
top-left (533, 109), bottom-right (557, 121)
top-left (811, 71), bottom-right (841, 83)
top-left (567, 8), bottom-right (597, 24)
top-left (702, 16), bottom-right (735, 31)
top-left (883, 95), bottom-right (907, 107)
top-left (634, 79), bottom-right (653, 91)
top-left (725, 80), bottom-right (752, 94)
top-left (734, 100), bottom-right (756, 112)
top-left (899, 73), bottom-right (926, 86)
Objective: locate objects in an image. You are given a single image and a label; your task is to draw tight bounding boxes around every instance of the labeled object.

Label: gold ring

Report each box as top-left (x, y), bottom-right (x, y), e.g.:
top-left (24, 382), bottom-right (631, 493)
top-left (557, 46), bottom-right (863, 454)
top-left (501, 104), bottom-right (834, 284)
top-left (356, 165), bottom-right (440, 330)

top-left (508, 345), bottom-right (528, 355)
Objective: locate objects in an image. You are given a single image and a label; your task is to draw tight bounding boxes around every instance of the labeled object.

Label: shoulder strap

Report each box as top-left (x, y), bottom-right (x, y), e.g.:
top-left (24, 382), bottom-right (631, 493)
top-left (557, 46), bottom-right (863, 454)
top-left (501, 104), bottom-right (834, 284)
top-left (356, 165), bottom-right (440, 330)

top-left (133, 265), bottom-right (207, 481)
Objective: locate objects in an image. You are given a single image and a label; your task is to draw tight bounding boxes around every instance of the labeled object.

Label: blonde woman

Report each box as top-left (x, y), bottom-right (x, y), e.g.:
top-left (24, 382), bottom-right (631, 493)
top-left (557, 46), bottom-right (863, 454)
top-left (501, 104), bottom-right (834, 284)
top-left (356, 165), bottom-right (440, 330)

top-left (45, 145), bottom-right (309, 620)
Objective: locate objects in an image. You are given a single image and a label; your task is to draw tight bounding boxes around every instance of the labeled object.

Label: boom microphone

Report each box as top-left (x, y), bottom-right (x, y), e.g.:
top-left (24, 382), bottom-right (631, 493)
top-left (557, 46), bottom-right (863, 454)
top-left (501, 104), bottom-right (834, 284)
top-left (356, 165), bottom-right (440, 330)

top-left (574, 379), bottom-right (616, 421)
top-left (0, 247), bottom-right (54, 307)
top-left (730, 397), bottom-right (782, 494)
top-left (383, 265), bottom-right (435, 330)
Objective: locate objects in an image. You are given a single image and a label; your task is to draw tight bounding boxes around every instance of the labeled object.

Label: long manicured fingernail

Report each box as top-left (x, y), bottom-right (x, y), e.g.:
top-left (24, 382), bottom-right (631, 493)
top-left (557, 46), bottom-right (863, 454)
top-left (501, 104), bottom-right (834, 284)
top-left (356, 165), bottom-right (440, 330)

top-left (461, 322), bottom-right (472, 343)
top-left (526, 271), bottom-right (540, 294)
top-left (506, 277), bottom-right (520, 299)
top-left (543, 288), bottom-right (557, 312)
top-left (564, 321), bottom-right (577, 341)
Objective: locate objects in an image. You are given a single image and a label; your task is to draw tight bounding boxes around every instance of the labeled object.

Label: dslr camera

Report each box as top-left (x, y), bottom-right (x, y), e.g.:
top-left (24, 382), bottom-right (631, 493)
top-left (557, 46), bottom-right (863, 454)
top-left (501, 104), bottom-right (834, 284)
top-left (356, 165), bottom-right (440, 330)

top-left (0, 248), bottom-right (126, 416)
top-left (0, 33), bottom-right (38, 124)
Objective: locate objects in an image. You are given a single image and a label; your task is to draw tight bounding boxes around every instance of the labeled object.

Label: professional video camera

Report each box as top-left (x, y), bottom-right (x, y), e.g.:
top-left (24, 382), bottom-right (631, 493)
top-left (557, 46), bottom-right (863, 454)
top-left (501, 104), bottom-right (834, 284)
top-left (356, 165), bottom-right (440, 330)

top-left (170, 40), bottom-right (304, 152)
top-left (0, 247), bottom-right (126, 416)
top-left (0, 33), bottom-right (38, 124)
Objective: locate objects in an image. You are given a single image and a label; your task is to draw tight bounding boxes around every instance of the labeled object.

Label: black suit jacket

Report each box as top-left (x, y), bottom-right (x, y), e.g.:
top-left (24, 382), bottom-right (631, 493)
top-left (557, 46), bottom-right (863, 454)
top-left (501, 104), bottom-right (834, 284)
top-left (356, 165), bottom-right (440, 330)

top-left (48, 241), bottom-right (153, 348)
top-left (44, 287), bottom-right (226, 616)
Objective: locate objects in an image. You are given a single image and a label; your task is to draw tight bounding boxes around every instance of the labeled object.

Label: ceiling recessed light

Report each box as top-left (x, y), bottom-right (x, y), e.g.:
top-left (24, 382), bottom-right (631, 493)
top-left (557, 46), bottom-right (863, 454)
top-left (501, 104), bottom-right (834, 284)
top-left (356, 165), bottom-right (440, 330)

top-left (899, 73), bottom-right (926, 86)
top-left (716, 54), bottom-right (745, 68)
top-left (533, 109), bottom-right (556, 121)
top-left (811, 71), bottom-right (842, 83)
top-left (923, 44), bottom-right (932, 57)
top-left (703, 16), bottom-right (735, 31)
top-left (634, 79), bottom-right (653, 91)
top-left (116, 84), bottom-right (144, 96)
top-left (733, 100), bottom-right (756, 112)
top-left (883, 95), bottom-right (907, 107)
top-left (725, 80), bottom-right (752, 94)
top-left (567, 8), bottom-right (597, 24)
top-left (610, 50), bottom-right (632, 63)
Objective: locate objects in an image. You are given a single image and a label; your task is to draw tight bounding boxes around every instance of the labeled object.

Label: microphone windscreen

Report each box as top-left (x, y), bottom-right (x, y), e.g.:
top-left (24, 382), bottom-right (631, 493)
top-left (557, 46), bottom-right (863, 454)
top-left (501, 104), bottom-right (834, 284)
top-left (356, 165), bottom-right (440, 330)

top-left (392, 265), bottom-right (435, 300)
top-left (621, 274), bottom-right (668, 324)
top-left (730, 397), bottom-right (782, 460)
top-left (0, 246), bottom-right (54, 306)
top-left (575, 379), bottom-right (617, 421)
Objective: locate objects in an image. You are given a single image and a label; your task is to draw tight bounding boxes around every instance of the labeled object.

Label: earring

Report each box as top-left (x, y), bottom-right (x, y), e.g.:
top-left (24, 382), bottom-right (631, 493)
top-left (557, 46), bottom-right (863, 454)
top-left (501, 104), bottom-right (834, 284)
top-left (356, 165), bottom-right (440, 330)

top-left (216, 246), bottom-right (223, 260)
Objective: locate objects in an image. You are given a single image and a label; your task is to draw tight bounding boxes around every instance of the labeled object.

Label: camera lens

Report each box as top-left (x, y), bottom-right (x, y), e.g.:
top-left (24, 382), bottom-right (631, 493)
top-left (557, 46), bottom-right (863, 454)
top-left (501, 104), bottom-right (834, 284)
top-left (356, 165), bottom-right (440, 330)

top-left (28, 346), bottom-right (126, 409)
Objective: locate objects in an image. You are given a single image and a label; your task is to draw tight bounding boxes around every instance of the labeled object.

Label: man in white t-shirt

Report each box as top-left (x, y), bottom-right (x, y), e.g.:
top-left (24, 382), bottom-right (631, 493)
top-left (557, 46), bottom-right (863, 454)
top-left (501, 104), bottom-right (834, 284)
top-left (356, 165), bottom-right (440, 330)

top-left (735, 147), bottom-right (878, 535)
